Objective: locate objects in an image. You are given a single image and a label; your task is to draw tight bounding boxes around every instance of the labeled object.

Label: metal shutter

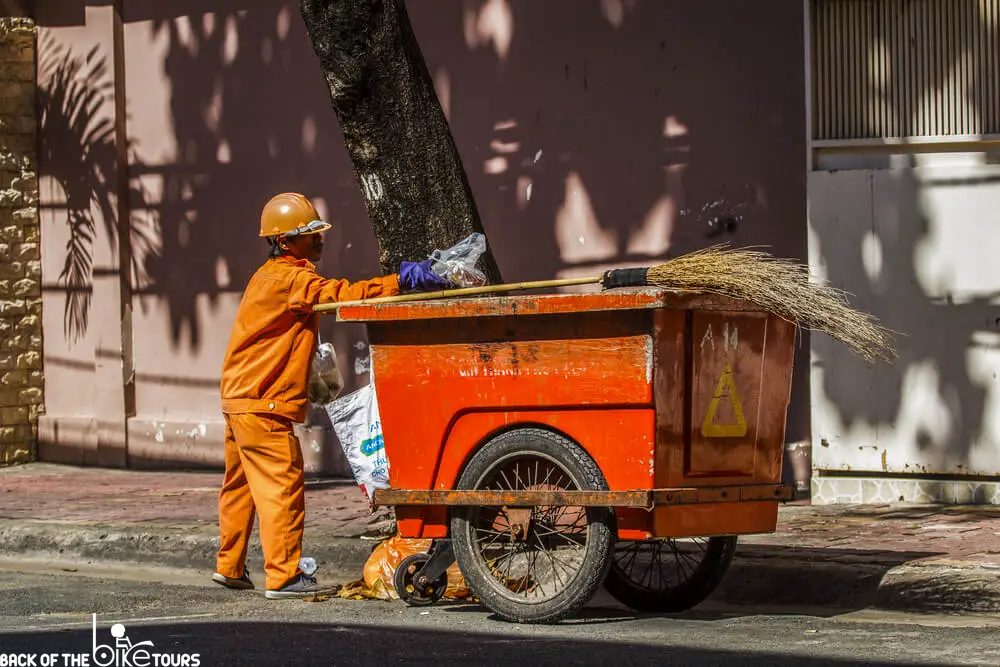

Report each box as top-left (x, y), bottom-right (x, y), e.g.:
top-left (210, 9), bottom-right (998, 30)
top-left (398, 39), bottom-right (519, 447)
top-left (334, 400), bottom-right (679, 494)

top-left (812, 0), bottom-right (1000, 140)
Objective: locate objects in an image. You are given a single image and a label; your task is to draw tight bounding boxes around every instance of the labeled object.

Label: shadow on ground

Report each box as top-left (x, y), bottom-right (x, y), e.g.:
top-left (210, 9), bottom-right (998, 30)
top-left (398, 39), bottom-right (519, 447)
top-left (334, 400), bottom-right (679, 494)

top-left (399, 543), bottom-right (944, 620)
top-left (0, 621), bottom-right (896, 666)
top-left (712, 545), bottom-right (942, 615)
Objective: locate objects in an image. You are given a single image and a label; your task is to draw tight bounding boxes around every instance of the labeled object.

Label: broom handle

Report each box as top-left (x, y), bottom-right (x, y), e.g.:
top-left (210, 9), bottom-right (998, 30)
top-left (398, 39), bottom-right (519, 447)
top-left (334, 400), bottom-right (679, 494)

top-left (314, 276), bottom-right (602, 313)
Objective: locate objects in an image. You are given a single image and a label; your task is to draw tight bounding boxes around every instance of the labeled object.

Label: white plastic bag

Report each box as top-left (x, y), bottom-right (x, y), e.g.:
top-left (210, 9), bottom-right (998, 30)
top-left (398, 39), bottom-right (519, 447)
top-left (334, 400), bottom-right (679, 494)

top-left (308, 341), bottom-right (344, 406)
top-left (326, 377), bottom-right (389, 500)
top-left (430, 232), bottom-right (488, 287)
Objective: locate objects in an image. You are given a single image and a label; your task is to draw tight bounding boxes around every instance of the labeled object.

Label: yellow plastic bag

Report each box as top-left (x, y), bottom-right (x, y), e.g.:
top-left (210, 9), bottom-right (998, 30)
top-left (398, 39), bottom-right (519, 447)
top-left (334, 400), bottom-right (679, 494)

top-left (347, 536), bottom-right (470, 601)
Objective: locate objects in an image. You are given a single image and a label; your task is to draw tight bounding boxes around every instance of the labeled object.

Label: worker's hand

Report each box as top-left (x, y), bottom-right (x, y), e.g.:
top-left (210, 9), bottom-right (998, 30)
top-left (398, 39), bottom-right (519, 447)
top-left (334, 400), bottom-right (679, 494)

top-left (399, 259), bottom-right (451, 292)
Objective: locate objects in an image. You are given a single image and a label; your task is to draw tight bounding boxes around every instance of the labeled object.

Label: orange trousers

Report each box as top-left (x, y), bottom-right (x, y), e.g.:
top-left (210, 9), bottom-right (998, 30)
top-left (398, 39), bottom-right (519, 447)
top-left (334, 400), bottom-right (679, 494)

top-left (216, 413), bottom-right (305, 591)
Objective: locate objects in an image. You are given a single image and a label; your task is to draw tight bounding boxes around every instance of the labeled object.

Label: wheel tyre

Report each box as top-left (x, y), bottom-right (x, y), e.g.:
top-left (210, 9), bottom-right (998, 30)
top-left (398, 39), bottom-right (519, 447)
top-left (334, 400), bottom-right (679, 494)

top-left (450, 428), bottom-right (615, 624)
top-left (604, 536), bottom-right (738, 613)
top-left (393, 553), bottom-right (447, 607)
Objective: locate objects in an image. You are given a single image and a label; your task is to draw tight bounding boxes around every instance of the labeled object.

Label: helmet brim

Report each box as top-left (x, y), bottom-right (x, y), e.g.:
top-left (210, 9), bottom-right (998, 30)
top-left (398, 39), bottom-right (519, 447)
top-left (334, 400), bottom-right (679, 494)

top-left (278, 219), bottom-right (332, 238)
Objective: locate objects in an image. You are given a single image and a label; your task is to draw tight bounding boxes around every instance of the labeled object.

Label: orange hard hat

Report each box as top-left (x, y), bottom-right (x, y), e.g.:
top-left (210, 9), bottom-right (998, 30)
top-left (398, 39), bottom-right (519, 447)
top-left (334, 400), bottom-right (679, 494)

top-left (259, 192), bottom-right (332, 238)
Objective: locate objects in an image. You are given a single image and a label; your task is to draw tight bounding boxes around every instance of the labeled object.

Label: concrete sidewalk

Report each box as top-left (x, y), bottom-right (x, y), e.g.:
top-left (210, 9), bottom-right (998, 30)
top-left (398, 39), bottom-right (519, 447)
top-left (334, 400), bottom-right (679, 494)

top-left (0, 463), bottom-right (383, 581)
top-left (2, 463), bottom-right (998, 613)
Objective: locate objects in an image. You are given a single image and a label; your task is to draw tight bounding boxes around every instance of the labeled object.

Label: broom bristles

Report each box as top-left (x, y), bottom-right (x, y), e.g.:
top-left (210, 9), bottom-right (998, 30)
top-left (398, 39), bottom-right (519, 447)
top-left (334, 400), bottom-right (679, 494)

top-left (647, 246), bottom-right (896, 363)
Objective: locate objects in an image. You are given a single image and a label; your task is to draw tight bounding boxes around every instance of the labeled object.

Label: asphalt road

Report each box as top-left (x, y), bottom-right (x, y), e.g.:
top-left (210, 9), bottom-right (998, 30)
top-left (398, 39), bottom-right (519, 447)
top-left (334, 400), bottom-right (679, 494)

top-left (0, 561), bottom-right (998, 666)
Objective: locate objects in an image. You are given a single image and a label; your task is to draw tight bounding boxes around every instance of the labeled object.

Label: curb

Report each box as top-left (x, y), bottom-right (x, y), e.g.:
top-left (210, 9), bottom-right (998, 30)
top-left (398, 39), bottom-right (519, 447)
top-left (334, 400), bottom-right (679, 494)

top-left (725, 545), bottom-right (1000, 613)
top-left (2, 520), bottom-right (998, 613)
top-left (875, 560), bottom-right (1000, 614)
top-left (0, 520), bottom-right (374, 583)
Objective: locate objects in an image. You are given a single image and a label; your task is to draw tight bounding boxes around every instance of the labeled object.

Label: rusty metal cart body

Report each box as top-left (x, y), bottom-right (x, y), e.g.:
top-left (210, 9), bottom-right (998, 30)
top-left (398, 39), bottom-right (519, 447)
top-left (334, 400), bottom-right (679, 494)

top-left (337, 288), bottom-right (795, 622)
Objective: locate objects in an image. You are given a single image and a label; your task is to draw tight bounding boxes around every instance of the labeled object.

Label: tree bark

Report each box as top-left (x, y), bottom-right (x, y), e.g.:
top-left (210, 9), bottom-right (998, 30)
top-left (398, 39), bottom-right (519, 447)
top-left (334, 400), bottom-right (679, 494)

top-left (299, 0), bottom-right (502, 282)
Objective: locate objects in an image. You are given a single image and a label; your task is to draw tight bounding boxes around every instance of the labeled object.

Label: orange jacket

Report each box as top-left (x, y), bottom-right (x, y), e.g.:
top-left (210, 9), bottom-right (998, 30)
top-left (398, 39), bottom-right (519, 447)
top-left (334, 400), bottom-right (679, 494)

top-left (221, 256), bottom-right (399, 421)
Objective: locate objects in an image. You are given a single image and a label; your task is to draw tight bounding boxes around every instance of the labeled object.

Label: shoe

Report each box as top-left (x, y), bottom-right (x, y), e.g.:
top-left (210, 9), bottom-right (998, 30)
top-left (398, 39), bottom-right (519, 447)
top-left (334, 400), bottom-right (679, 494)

top-left (211, 571), bottom-right (255, 590)
top-left (264, 573), bottom-right (327, 599)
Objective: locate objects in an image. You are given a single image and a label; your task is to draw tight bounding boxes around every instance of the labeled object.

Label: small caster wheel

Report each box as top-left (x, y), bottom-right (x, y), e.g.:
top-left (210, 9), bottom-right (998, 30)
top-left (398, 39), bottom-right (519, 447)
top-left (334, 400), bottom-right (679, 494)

top-left (393, 553), bottom-right (447, 607)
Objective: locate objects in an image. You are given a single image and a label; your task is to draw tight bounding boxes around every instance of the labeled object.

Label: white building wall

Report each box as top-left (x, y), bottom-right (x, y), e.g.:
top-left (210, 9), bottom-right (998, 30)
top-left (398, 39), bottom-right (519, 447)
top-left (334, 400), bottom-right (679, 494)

top-left (808, 162), bottom-right (1000, 503)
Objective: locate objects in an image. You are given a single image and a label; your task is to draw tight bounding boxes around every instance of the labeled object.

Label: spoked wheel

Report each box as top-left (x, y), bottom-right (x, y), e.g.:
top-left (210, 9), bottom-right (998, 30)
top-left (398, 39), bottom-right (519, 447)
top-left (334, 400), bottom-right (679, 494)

top-left (450, 428), bottom-right (614, 623)
top-left (393, 553), bottom-right (447, 607)
top-left (604, 536), bottom-right (738, 612)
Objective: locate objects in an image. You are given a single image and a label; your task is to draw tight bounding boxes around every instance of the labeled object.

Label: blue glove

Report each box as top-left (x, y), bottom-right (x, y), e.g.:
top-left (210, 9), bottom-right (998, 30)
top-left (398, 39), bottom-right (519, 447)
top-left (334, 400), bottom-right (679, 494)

top-left (399, 259), bottom-right (451, 292)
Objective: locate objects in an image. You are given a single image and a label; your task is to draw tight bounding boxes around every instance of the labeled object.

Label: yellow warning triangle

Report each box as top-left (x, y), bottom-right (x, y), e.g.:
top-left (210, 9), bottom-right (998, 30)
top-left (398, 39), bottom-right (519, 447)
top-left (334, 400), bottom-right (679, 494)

top-left (700, 364), bottom-right (748, 438)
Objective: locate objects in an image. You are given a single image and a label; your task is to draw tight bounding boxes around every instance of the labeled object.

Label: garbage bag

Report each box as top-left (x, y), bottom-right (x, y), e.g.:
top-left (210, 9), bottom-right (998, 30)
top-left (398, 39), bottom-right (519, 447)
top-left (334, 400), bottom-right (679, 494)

top-left (359, 536), bottom-right (470, 601)
top-left (308, 342), bottom-right (344, 405)
top-left (326, 377), bottom-right (389, 500)
top-left (430, 232), bottom-right (489, 287)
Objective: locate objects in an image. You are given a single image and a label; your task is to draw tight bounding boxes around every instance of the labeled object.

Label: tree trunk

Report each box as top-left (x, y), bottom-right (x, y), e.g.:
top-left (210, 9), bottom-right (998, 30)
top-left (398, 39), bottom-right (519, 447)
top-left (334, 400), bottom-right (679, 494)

top-left (299, 0), bottom-right (502, 282)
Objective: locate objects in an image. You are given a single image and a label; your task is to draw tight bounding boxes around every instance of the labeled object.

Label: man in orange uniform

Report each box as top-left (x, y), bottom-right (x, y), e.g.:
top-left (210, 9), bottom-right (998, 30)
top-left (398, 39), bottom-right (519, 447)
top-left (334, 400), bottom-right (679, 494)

top-left (213, 192), bottom-right (449, 598)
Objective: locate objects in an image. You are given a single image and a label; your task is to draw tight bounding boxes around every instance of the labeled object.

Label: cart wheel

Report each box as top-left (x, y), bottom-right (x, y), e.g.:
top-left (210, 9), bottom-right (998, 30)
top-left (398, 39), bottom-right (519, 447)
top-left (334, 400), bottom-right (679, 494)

top-left (604, 536), bottom-right (738, 613)
top-left (450, 428), bottom-right (614, 624)
top-left (393, 553), bottom-right (447, 607)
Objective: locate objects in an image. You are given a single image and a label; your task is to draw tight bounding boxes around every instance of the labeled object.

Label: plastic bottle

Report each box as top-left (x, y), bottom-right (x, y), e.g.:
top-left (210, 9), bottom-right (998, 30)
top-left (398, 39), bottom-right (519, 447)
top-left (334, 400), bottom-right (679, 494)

top-left (299, 557), bottom-right (318, 576)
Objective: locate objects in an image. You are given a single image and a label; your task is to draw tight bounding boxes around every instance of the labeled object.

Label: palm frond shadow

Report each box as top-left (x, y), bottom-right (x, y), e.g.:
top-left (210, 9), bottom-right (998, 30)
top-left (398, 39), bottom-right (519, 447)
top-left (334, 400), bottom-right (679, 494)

top-left (38, 37), bottom-right (158, 342)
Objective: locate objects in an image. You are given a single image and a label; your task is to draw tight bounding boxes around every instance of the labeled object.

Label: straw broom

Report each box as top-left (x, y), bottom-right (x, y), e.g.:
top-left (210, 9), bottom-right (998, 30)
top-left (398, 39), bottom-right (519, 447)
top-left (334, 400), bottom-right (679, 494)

top-left (607, 246), bottom-right (896, 363)
top-left (318, 246), bottom-right (895, 363)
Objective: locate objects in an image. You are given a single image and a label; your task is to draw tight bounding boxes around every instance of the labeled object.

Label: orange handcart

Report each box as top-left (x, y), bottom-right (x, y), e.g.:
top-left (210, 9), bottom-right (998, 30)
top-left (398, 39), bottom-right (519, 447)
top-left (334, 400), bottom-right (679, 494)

top-left (334, 288), bottom-right (796, 623)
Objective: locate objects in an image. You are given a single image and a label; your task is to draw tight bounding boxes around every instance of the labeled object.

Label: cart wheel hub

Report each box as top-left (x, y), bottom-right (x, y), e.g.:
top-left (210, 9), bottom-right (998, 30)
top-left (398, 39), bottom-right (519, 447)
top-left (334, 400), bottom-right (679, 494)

top-left (505, 507), bottom-right (533, 542)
